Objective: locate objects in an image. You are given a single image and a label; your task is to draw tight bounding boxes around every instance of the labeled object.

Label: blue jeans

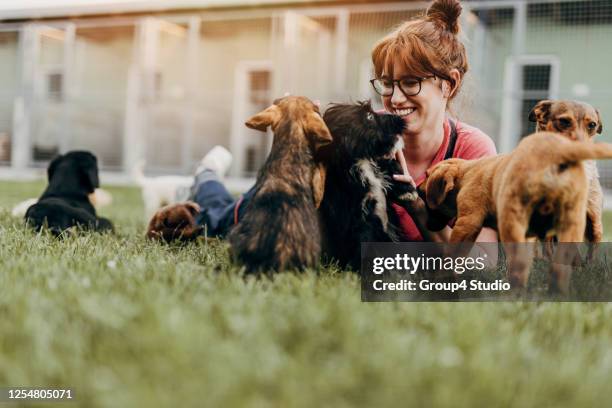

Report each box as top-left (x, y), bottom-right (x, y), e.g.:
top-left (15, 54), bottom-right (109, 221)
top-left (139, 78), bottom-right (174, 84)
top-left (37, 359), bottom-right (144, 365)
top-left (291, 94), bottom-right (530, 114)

top-left (190, 170), bottom-right (254, 238)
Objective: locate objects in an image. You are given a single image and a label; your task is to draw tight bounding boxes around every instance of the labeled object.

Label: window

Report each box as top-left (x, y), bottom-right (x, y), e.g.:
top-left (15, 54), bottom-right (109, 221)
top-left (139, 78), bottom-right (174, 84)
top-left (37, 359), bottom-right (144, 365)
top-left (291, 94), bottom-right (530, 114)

top-left (244, 146), bottom-right (257, 175)
top-left (520, 64), bottom-right (552, 137)
top-left (249, 71), bottom-right (270, 105)
top-left (499, 56), bottom-right (559, 152)
top-left (47, 72), bottom-right (63, 102)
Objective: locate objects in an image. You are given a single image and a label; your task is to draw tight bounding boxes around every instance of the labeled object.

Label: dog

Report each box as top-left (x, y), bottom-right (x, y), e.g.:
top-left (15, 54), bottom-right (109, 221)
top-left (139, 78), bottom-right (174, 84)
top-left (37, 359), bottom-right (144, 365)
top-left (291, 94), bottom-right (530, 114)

top-left (529, 99), bottom-right (604, 243)
top-left (421, 132), bottom-right (612, 293)
top-left (132, 161), bottom-right (194, 223)
top-left (11, 188), bottom-right (112, 218)
top-left (134, 147), bottom-right (233, 223)
top-left (146, 201), bottom-right (203, 242)
top-left (25, 151), bottom-right (113, 235)
top-left (318, 101), bottom-right (418, 270)
top-left (227, 96), bottom-right (332, 273)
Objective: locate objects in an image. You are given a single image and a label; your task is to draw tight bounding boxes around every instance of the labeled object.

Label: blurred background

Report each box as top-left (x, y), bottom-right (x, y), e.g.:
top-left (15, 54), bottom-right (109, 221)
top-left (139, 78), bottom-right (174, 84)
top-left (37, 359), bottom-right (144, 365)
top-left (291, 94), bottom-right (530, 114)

top-left (0, 0), bottom-right (611, 192)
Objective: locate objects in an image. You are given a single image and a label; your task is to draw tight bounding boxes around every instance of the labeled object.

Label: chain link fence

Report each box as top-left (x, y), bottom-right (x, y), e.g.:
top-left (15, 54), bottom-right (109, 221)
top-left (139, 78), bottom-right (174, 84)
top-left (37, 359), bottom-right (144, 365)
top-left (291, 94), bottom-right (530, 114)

top-left (0, 0), bottom-right (610, 187)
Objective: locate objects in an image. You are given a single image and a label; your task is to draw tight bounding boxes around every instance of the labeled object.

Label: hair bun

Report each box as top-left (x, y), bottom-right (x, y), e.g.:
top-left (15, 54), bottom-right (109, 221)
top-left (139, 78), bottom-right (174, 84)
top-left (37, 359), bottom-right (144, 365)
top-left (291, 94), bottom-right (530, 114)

top-left (426, 0), bottom-right (462, 35)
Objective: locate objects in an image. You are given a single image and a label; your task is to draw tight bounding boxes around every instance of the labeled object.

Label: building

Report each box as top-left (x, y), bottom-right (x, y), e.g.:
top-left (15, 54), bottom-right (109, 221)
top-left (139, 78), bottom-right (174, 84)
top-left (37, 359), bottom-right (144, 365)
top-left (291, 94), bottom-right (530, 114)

top-left (0, 0), bottom-right (611, 188)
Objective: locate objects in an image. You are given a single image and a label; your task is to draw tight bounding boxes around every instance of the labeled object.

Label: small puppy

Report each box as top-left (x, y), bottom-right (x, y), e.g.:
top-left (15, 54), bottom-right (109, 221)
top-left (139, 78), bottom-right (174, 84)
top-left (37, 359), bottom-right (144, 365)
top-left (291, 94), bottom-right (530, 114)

top-left (422, 132), bottom-right (612, 293)
top-left (146, 201), bottom-right (203, 242)
top-left (529, 99), bottom-right (604, 243)
top-left (228, 96), bottom-right (332, 273)
top-left (25, 151), bottom-right (113, 235)
top-left (318, 101), bottom-right (418, 270)
top-left (132, 160), bottom-right (193, 223)
top-left (134, 147), bottom-right (233, 223)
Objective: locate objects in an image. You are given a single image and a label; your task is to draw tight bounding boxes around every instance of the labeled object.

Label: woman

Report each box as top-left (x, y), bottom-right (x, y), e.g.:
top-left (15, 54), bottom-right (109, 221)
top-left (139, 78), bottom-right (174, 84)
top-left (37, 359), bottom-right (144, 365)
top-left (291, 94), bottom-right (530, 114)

top-left (150, 0), bottom-right (497, 244)
top-left (370, 0), bottom-right (498, 242)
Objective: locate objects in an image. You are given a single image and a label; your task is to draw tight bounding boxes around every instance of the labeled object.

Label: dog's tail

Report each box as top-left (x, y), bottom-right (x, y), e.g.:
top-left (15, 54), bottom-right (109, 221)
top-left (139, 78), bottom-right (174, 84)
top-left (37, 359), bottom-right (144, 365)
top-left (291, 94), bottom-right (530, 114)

top-left (131, 160), bottom-right (147, 186)
top-left (557, 141), bottom-right (612, 163)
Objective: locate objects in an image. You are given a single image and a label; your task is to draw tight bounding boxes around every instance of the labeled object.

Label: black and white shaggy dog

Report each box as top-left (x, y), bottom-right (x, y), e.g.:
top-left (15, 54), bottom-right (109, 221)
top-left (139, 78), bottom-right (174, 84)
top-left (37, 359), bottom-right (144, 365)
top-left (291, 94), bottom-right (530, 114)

top-left (25, 151), bottom-right (113, 235)
top-left (318, 101), bottom-right (417, 270)
top-left (228, 96), bottom-right (332, 273)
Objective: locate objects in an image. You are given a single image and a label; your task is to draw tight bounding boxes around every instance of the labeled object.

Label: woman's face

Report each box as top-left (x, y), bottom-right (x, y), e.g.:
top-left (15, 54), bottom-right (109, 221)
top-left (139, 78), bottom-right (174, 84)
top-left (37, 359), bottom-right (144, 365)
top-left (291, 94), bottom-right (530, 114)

top-left (381, 59), bottom-right (449, 135)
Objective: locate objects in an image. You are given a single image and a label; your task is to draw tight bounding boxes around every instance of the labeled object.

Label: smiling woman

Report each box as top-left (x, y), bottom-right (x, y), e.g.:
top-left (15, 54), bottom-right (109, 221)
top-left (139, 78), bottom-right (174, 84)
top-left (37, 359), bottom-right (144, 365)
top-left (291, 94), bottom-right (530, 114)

top-left (370, 0), bottom-right (498, 243)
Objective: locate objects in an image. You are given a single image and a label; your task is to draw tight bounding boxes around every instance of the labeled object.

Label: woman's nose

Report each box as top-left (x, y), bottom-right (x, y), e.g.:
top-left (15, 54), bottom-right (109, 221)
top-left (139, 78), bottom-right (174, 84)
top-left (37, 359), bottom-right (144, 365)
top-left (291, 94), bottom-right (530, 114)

top-left (390, 83), bottom-right (407, 106)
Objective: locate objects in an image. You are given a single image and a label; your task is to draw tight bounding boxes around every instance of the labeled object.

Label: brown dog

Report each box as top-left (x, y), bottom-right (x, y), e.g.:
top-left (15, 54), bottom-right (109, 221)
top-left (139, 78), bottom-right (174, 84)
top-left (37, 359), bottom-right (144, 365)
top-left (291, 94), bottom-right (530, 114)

top-left (529, 99), bottom-right (604, 243)
top-left (146, 201), bottom-right (203, 242)
top-left (227, 96), bottom-right (331, 273)
top-left (423, 132), bottom-right (612, 293)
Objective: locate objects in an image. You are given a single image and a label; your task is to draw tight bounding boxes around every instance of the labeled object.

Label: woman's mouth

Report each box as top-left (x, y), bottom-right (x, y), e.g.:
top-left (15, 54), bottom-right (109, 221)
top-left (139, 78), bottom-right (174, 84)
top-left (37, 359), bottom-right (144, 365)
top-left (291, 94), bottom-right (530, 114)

top-left (393, 107), bottom-right (416, 117)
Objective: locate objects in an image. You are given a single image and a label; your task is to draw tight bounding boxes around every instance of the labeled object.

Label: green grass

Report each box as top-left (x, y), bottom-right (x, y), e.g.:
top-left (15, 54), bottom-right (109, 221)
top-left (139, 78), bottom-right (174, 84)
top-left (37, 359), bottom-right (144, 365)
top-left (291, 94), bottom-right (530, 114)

top-left (1, 180), bottom-right (612, 407)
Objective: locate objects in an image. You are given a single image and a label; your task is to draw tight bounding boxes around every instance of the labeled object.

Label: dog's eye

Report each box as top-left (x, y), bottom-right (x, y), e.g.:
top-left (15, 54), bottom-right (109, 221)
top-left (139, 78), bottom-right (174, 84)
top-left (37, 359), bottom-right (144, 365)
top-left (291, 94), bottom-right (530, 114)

top-left (558, 118), bottom-right (572, 128)
top-left (588, 121), bottom-right (597, 130)
top-left (366, 112), bottom-right (375, 121)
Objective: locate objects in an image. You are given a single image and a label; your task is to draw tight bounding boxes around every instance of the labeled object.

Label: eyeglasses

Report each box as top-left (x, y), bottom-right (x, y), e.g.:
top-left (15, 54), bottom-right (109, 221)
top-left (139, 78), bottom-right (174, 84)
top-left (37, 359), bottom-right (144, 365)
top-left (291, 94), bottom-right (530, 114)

top-left (370, 75), bottom-right (437, 98)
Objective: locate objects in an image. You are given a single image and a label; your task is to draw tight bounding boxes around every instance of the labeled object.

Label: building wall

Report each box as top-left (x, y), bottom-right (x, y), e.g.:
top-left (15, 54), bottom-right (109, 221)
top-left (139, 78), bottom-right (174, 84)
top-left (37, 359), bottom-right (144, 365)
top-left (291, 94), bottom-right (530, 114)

top-left (1, 1), bottom-right (611, 181)
top-left (68, 26), bottom-right (134, 168)
top-left (0, 31), bottom-right (19, 163)
top-left (474, 15), bottom-right (612, 144)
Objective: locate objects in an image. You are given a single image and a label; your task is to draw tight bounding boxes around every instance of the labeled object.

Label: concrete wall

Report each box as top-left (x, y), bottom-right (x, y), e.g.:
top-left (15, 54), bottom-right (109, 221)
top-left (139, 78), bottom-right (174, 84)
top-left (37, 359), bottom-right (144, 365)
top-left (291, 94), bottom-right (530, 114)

top-left (0, 31), bottom-right (19, 163)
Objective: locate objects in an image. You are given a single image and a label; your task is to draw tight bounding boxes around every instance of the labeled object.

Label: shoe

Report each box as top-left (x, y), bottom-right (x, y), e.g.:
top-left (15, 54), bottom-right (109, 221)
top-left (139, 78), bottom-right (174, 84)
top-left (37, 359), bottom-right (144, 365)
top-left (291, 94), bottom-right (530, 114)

top-left (195, 145), bottom-right (233, 177)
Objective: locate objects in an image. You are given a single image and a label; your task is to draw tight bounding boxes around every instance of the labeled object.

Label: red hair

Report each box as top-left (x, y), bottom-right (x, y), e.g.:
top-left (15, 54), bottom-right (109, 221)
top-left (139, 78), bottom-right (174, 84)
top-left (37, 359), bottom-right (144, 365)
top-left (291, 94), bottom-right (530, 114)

top-left (371, 0), bottom-right (468, 100)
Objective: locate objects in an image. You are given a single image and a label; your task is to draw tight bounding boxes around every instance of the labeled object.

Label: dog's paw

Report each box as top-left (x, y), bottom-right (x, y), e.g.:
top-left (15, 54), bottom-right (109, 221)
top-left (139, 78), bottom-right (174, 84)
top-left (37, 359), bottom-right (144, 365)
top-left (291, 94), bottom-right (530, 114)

top-left (398, 191), bottom-right (419, 202)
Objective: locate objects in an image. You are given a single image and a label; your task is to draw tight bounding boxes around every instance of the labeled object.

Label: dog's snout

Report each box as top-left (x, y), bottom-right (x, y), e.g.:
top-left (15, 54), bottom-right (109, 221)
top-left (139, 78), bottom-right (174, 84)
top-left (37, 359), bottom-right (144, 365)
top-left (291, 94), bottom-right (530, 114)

top-left (575, 131), bottom-right (589, 142)
top-left (383, 113), bottom-right (407, 134)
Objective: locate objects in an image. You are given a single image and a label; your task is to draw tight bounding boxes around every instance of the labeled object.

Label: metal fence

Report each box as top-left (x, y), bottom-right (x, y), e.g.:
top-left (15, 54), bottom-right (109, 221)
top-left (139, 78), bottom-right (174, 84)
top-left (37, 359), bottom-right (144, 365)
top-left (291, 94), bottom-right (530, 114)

top-left (0, 0), bottom-right (611, 186)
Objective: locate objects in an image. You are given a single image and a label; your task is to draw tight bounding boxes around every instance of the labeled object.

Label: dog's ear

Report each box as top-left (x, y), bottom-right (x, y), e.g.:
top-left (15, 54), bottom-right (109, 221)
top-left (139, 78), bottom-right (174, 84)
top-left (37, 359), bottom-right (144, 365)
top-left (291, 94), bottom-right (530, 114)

top-left (184, 201), bottom-right (201, 216)
top-left (47, 154), bottom-right (64, 181)
top-left (80, 156), bottom-right (100, 193)
top-left (306, 113), bottom-right (333, 150)
top-left (246, 105), bottom-right (281, 132)
top-left (596, 109), bottom-right (603, 134)
top-left (424, 164), bottom-right (456, 209)
top-left (529, 100), bottom-right (552, 126)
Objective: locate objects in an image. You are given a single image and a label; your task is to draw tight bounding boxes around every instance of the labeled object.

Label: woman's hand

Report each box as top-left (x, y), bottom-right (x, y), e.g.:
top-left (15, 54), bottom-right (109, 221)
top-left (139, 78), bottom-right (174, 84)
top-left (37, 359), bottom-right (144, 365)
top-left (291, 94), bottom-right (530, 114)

top-left (392, 150), bottom-right (416, 187)
top-left (392, 150), bottom-right (426, 217)
top-left (392, 150), bottom-right (450, 242)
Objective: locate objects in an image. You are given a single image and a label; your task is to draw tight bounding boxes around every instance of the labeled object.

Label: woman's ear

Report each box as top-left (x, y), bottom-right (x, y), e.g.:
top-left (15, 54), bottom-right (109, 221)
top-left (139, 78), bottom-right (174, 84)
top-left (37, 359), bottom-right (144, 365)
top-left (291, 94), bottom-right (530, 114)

top-left (446, 69), bottom-right (461, 98)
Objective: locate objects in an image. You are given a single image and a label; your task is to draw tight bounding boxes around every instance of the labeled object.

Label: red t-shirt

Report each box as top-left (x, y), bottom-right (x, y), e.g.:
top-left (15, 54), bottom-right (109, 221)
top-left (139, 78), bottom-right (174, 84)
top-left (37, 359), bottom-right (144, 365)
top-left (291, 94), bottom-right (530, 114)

top-left (394, 118), bottom-right (497, 241)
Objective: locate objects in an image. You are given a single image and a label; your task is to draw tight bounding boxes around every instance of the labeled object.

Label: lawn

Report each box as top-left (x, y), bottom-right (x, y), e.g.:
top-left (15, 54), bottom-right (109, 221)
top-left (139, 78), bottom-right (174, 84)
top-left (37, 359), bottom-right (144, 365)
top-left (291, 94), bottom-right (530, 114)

top-left (1, 180), bottom-right (612, 407)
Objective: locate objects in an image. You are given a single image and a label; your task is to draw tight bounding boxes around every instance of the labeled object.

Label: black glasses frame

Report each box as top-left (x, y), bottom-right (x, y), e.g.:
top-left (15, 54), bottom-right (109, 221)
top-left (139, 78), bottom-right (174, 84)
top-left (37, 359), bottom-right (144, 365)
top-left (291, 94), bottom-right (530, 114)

top-left (370, 75), bottom-right (438, 98)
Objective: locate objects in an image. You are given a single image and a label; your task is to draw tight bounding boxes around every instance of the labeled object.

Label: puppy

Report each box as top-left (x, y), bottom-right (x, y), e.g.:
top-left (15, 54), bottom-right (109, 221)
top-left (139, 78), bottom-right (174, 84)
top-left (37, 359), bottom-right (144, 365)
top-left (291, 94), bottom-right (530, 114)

top-left (11, 188), bottom-right (112, 218)
top-left (529, 99), bottom-right (604, 243)
top-left (228, 96), bottom-right (332, 273)
top-left (132, 160), bottom-right (193, 223)
top-left (422, 132), bottom-right (612, 293)
top-left (146, 202), bottom-right (203, 242)
top-left (25, 151), bottom-right (113, 235)
top-left (318, 101), bottom-right (418, 270)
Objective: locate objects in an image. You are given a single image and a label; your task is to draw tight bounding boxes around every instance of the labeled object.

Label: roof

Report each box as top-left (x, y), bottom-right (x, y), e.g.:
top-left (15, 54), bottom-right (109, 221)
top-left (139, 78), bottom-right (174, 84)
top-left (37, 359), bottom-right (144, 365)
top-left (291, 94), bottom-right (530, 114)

top-left (0, 0), bottom-right (335, 20)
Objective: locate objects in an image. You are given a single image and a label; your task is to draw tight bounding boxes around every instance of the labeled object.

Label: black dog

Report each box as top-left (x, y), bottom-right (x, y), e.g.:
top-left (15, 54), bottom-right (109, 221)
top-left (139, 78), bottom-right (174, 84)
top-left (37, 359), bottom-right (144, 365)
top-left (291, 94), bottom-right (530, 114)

top-left (318, 101), bottom-right (417, 270)
top-left (25, 151), bottom-right (113, 235)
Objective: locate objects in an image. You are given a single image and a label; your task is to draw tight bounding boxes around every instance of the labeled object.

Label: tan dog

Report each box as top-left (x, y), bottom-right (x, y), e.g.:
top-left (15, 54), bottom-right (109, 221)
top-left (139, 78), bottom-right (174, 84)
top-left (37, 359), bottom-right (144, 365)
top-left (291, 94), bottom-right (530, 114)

top-left (423, 132), bottom-right (612, 293)
top-left (529, 99), bottom-right (604, 243)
